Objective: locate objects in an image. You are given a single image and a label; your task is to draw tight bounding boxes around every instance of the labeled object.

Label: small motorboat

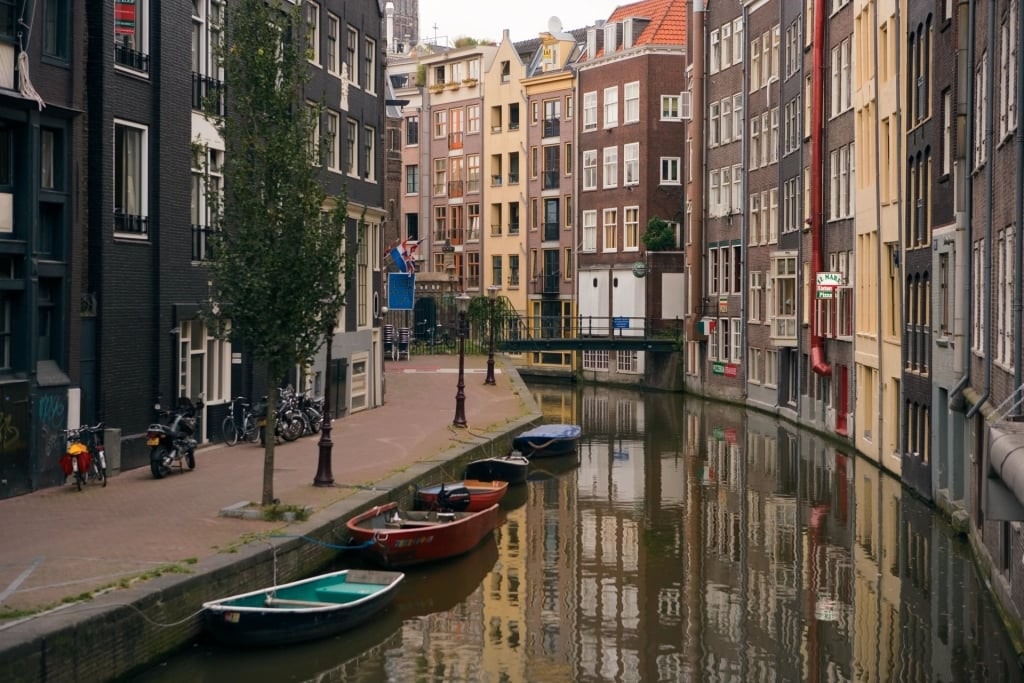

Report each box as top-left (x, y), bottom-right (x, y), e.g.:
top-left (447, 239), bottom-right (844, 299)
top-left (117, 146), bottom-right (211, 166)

top-left (201, 568), bottom-right (404, 647)
top-left (346, 501), bottom-right (500, 569)
top-left (512, 423), bottom-right (582, 458)
top-left (414, 478), bottom-right (509, 512)
top-left (463, 451), bottom-right (530, 485)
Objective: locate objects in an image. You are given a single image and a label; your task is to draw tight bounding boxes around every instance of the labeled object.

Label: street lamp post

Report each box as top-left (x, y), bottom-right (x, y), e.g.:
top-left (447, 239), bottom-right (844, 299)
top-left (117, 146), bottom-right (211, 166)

top-left (452, 292), bottom-right (471, 428)
top-left (313, 307), bottom-right (335, 487)
top-left (484, 285), bottom-right (499, 385)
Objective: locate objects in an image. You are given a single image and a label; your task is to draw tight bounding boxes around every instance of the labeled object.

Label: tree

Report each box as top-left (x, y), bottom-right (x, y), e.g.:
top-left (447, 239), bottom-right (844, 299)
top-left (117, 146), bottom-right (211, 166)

top-left (642, 216), bottom-right (677, 251)
top-left (204, 0), bottom-right (353, 505)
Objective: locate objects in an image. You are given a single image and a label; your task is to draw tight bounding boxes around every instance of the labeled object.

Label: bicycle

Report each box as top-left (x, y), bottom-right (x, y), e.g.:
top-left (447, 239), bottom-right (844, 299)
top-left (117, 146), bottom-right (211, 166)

top-left (222, 397), bottom-right (258, 446)
top-left (60, 423), bottom-right (107, 490)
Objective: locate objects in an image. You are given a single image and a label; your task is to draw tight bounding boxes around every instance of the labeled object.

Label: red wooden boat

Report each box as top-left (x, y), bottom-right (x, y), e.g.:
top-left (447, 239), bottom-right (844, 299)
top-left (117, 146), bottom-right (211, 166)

top-left (413, 479), bottom-right (509, 512)
top-left (346, 502), bottom-right (500, 569)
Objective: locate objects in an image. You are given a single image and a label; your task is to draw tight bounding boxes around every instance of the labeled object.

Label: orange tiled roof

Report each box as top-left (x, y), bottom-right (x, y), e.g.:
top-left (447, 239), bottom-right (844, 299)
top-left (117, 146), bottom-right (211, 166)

top-left (592, 0), bottom-right (687, 59)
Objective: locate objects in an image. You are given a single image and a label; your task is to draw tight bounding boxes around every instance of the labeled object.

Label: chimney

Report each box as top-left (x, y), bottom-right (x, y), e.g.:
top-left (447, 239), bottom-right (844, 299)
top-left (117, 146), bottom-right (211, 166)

top-left (385, 2), bottom-right (395, 53)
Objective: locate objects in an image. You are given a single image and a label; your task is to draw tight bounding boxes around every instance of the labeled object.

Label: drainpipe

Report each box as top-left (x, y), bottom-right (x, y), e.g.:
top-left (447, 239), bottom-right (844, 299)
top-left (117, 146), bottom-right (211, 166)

top-left (872, 0), bottom-right (884, 450)
top-left (687, 1), bottom-right (707, 371)
top-left (740, 4), bottom-right (750, 400)
top-left (1014, 0), bottom-right (1024, 417)
top-left (809, 0), bottom-right (831, 377)
top-left (951, 0), bottom-right (975, 405)
top-left (966, 0), bottom-right (995, 419)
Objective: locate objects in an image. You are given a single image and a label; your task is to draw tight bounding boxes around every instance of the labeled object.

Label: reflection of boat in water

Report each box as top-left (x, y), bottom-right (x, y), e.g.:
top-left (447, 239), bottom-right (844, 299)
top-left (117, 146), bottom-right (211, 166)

top-left (525, 452), bottom-right (580, 481)
top-left (394, 534), bottom-right (499, 619)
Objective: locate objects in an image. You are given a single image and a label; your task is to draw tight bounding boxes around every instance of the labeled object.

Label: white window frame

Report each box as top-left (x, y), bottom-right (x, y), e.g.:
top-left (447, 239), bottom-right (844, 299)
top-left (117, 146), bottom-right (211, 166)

top-left (624, 142), bottom-right (640, 185)
top-left (603, 208), bottom-right (618, 252)
top-left (327, 13), bottom-right (340, 75)
top-left (326, 109), bottom-right (340, 171)
top-left (661, 94), bottom-right (680, 120)
top-left (749, 271), bottom-right (763, 322)
top-left (603, 146), bottom-right (618, 188)
top-left (582, 210), bottom-right (597, 252)
top-left (660, 156), bottom-right (681, 185)
top-left (345, 26), bottom-right (359, 87)
top-left (603, 86), bottom-right (619, 128)
top-left (113, 119), bottom-right (149, 237)
top-left (306, 1), bottom-right (321, 66)
top-left (710, 29), bottom-right (721, 73)
top-left (363, 36), bottom-right (376, 94)
top-left (363, 125), bottom-right (375, 181)
top-left (583, 149), bottom-right (598, 190)
top-left (583, 91), bottom-right (598, 130)
top-left (624, 81), bottom-right (640, 123)
top-left (624, 206), bottom-right (640, 251)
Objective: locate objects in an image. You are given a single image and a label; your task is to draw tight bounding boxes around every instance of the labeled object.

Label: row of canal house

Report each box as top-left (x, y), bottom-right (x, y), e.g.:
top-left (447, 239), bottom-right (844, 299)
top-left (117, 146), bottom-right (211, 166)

top-left (0, 0), bottom-right (387, 498)
top-left (381, 0), bottom-right (1024, 630)
top-left (687, 0), bottom-right (1024, 630)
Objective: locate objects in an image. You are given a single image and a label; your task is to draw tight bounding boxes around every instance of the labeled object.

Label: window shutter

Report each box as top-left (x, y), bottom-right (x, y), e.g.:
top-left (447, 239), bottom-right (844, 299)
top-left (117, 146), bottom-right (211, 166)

top-left (680, 91), bottom-right (693, 120)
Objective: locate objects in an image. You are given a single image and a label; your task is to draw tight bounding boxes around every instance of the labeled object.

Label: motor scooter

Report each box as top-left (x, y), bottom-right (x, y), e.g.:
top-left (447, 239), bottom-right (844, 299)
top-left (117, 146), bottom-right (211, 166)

top-left (147, 397), bottom-right (203, 479)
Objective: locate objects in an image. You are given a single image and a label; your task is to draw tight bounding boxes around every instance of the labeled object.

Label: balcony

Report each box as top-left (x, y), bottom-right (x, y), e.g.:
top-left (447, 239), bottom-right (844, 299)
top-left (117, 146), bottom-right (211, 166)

top-left (543, 221), bottom-right (559, 242)
top-left (542, 170), bottom-right (560, 190)
top-left (508, 221), bottom-right (520, 235)
top-left (114, 211), bottom-right (149, 236)
top-left (491, 223), bottom-right (503, 236)
top-left (115, 41), bottom-right (149, 72)
top-left (491, 174), bottom-right (503, 187)
top-left (192, 73), bottom-right (225, 116)
top-left (508, 173), bottom-right (520, 185)
top-left (448, 132), bottom-right (464, 150)
top-left (543, 118), bottom-right (560, 138)
top-left (448, 180), bottom-right (465, 197)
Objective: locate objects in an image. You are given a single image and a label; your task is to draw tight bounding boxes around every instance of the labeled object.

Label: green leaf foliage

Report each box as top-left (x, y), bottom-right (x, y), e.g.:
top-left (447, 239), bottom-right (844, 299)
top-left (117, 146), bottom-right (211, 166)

top-left (642, 216), bottom-right (677, 251)
top-left (205, 0), bottom-right (349, 383)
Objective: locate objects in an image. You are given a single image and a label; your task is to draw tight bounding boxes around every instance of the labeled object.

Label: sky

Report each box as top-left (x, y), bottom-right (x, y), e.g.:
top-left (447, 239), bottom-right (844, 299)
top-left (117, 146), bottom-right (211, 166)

top-left (416, 0), bottom-right (621, 46)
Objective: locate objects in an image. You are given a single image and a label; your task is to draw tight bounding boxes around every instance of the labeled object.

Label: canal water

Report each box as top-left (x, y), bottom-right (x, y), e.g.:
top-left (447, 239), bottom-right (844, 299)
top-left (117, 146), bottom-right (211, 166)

top-left (130, 382), bottom-right (1021, 682)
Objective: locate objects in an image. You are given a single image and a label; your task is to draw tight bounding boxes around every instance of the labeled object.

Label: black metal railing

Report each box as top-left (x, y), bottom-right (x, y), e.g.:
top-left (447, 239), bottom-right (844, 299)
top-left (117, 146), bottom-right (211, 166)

top-left (543, 118), bottom-right (560, 138)
top-left (507, 172), bottom-right (519, 184)
top-left (114, 42), bottom-right (150, 73)
top-left (192, 73), bottom-right (226, 116)
top-left (543, 221), bottom-right (559, 242)
top-left (540, 270), bottom-right (560, 294)
top-left (448, 180), bottom-right (465, 197)
top-left (114, 211), bottom-right (148, 236)
top-left (508, 221), bottom-right (520, 235)
top-left (448, 132), bottom-right (464, 149)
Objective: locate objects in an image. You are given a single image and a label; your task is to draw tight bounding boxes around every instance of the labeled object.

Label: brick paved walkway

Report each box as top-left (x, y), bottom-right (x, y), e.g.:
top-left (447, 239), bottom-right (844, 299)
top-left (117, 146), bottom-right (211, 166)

top-left (0, 355), bottom-right (534, 622)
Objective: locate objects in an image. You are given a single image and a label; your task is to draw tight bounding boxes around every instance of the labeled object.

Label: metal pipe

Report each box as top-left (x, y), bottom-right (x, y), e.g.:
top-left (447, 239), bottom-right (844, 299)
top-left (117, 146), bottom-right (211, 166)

top-left (740, 3), bottom-right (750, 400)
top-left (951, 0), bottom-right (975, 404)
top-left (872, 0), bottom-right (884, 454)
top-left (967, 0), bottom-right (996, 419)
top-left (1014, 0), bottom-right (1024, 416)
top-left (809, 0), bottom-right (831, 377)
top-left (687, 0), bottom-right (707, 360)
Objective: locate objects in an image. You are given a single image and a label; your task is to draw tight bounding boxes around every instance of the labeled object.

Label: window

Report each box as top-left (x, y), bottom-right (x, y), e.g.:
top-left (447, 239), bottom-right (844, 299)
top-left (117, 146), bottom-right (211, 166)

top-left (973, 239), bottom-right (985, 353)
top-left (603, 147), bottom-right (618, 188)
top-left (564, 142), bottom-right (573, 175)
top-left (765, 350), bottom-right (778, 387)
top-left (624, 81), bottom-right (640, 123)
top-left (769, 254), bottom-right (798, 341)
top-left (750, 271), bottom-right (763, 322)
top-left (363, 37), bottom-right (376, 93)
top-left (327, 14), bottom-right (339, 74)
top-left (492, 255), bottom-right (503, 287)
top-left (43, 0), bottom-right (70, 60)
top-left (710, 29), bottom-right (721, 73)
top-left (733, 18), bottom-right (744, 63)
top-left (305, 1), bottom-right (320, 65)
top-left (783, 177), bottom-right (800, 233)
top-left (582, 210), bottom-right (597, 252)
top-left (721, 97), bottom-right (732, 143)
top-left (363, 125), bottom-right (375, 180)
top-left (345, 26), bottom-right (358, 84)
top-left (829, 143), bottom-right (854, 220)
top-left (661, 94), bottom-right (680, 120)
top-left (467, 155), bottom-right (480, 193)
top-left (565, 195), bottom-right (573, 227)
top-left (583, 91), bottom-right (597, 130)
top-left (661, 157), bottom-right (680, 184)
top-left (709, 101), bottom-right (720, 146)
top-left (709, 169), bottom-right (721, 216)
top-left (114, 120), bottom-right (148, 235)
top-left (603, 86), bottom-right (619, 127)
top-left (997, 227), bottom-right (1015, 368)
top-left (357, 238), bottom-right (369, 326)
top-left (941, 89), bottom-right (952, 175)
top-left (406, 115), bottom-right (419, 145)
top-left (433, 109), bottom-right (447, 138)
top-left (564, 247), bottom-right (573, 281)
top-left (624, 207), bottom-right (640, 251)
top-left (114, 0), bottom-right (149, 72)
top-left (721, 23), bottom-right (733, 68)
top-left (602, 208), bottom-right (617, 251)
top-left (433, 158), bottom-right (447, 196)
top-left (999, 6), bottom-right (1018, 139)
top-left (623, 143), bottom-right (639, 186)
top-left (508, 202), bottom-right (520, 235)
top-left (751, 36), bottom-right (761, 90)
top-left (975, 51), bottom-right (988, 167)
top-left (405, 165), bottom-right (419, 194)
top-left (939, 252), bottom-right (950, 335)
top-left (509, 254), bottom-right (520, 287)
top-left (0, 296), bottom-right (9, 370)
top-left (467, 252), bottom-right (480, 288)
top-left (345, 119), bottom-right (357, 175)
top-left (326, 110), bottom-right (340, 170)
top-left (581, 150), bottom-right (598, 191)
top-left (467, 104), bottom-right (480, 134)
top-left (830, 37), bottom-right (852, 117)
top-left (748, 347), bottom-right (762, 383)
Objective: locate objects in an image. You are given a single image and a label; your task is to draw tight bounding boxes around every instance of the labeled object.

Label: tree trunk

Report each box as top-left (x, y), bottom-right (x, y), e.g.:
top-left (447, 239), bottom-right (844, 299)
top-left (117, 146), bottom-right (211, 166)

top-left (262, 371), bottom-right (277, 506)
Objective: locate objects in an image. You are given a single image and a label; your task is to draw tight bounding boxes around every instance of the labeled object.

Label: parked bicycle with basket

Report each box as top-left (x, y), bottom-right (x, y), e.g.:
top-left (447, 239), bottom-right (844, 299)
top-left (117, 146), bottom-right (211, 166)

top-left (60, 423), bottom-right (108, 491)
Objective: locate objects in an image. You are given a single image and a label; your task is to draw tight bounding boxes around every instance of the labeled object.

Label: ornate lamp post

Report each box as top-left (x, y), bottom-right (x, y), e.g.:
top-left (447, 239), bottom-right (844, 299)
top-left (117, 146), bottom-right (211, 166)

top-left (452, 292), bottom-right (471, 428)
top-left (313, 304), bottom-right (336, 486)
top-left (484, 285), bottom-right (499, 385)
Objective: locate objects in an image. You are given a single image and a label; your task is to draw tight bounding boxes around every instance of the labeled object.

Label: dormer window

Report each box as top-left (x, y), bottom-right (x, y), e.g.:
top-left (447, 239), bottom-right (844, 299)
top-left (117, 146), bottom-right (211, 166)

top-left (604, 23), bottom-right (617, 53)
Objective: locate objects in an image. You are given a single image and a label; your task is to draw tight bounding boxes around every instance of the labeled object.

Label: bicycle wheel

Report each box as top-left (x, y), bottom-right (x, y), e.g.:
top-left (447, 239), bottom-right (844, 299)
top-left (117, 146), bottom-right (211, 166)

top-left (90, 457), bottom-right (107, 487)
top-left (221, 415), bottom-right (239, 446)
top-left (241, 416), bottom-right (259, 443)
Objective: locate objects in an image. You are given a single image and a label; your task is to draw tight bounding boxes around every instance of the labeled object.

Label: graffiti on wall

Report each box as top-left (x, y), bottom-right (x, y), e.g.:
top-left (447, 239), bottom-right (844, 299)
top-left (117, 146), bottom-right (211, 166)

top-left (37, 392), bottom-right (67, 483)
top-left (0, 382), bottom-right (32, 497)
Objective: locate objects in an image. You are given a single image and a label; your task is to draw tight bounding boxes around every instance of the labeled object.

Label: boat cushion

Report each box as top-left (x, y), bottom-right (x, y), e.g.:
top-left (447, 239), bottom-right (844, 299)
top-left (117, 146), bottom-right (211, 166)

top-left (315, 583), bottom-right (380, 600)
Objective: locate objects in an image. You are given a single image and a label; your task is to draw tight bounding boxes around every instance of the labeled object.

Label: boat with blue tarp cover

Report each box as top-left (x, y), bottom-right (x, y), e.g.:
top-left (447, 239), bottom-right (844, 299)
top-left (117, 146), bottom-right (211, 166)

top-left (512, 423), bottom-right (582, 458)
